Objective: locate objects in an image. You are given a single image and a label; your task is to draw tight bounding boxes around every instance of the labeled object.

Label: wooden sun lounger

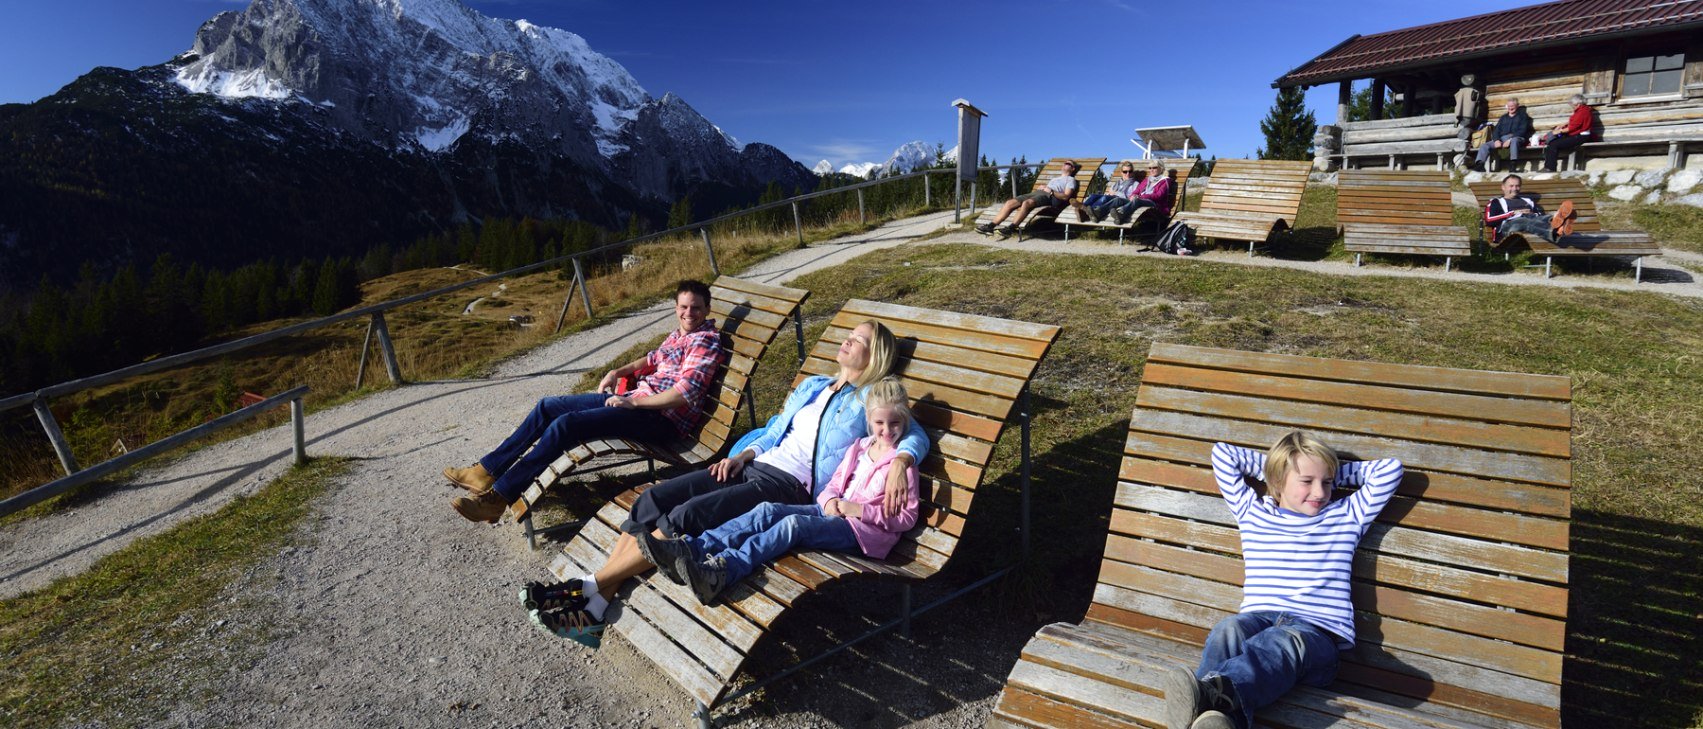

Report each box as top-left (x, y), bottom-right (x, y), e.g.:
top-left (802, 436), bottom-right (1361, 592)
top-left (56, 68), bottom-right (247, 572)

top-left (506, 277), bottom-right (810, 548)
top-left (1338, 169), bottom-right (1472, 271)
top-left (1056, 159), bottom-right (1199, 244)
top-left (1468, 177), bottom-right (1659, 282)
top-left (975, 157), bottom-right (1107, 240)
top-left (1171, 159), bottom-right (1311, 255)
top-left (992, 342), bottom-right (1573, 729)
top-left (548, 298), bottom-right (1060, 727)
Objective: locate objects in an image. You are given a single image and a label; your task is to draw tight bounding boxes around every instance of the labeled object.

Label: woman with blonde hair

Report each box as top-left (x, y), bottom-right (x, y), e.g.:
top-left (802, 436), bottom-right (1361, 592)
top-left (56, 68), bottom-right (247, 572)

top-left (524, 320), bottom-right (930, 645)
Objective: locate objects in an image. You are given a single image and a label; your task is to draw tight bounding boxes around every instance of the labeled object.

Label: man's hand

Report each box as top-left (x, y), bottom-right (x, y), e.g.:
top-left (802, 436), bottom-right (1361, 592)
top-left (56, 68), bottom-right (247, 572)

top-left (882, 465), bottom-right (908, 518)
top-left (605, 395), bottom-right (636, 409)
top-left (597, 370), bottom-right (620, 394)
top-left (840, 500), bottom-right (865, 520)
top-left (709, 457), bottom-right (745, 482)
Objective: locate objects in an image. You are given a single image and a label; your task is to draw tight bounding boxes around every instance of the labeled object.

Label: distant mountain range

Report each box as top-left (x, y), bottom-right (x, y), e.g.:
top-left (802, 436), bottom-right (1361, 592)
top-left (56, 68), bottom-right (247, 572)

top-left (818, 141), bottom-right (957, 179)
top-left (0, 0), bottom-right (814, 290)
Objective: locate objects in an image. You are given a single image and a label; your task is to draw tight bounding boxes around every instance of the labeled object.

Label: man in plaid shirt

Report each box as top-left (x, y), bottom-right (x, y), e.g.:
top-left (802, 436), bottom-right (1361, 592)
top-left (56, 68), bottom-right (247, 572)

top-left (446, 280), bottom-right (725, 523)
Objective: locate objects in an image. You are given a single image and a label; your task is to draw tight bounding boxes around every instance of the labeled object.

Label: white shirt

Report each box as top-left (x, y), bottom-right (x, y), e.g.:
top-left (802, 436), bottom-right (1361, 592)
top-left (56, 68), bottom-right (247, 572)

top-left (1046, 174), bottom-right (1078, 196)
top-left (754, 387), bottom-right (830, 487)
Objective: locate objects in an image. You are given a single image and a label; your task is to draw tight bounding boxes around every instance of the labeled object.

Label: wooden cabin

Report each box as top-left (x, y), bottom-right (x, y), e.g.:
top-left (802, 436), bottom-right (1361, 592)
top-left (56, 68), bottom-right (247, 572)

top-left (1276, 0), bottom-right (1703, 172)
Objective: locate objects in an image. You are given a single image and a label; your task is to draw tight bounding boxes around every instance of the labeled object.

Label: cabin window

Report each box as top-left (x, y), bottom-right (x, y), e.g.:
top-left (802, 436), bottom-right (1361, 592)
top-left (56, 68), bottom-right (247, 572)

top-left (1621, 52), bottom-right (1684, 98)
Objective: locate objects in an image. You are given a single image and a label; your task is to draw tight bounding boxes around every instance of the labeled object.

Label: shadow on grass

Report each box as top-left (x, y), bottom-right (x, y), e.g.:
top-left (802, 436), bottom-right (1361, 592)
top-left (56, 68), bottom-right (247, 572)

top-left (720, 413), bottom-right (1129, 728)
top-left (1563, 509), bottom-right (1703, 727)
top-left (1267, 226), bottom-right (1339, 262)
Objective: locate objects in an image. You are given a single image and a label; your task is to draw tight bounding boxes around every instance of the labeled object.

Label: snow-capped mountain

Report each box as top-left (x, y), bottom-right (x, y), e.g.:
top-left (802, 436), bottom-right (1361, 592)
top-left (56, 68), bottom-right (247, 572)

top-left (838, 162), bottom-right (884, 178)
top-left (832, 141), bottom-right (955, 179)
top-left (172, 0), bottom-right (808, 200)
top-left (812, 160), bottom-right (835, 176)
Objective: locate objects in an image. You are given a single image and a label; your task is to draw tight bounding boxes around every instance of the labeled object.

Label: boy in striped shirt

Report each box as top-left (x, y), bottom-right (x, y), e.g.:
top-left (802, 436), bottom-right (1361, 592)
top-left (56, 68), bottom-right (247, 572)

top-left (1165, 432), bottom-right (1404, 729)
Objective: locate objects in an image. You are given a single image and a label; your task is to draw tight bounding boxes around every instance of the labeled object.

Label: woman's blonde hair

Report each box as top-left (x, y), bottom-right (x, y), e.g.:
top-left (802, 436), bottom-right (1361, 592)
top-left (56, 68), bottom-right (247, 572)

top-left (861, 376), bottom-right (912, 431)
top-left (1263, 431), bottom-right (1339, 488)
top-left (850, 320), bottom-right (898, 388)
top-left (1146, 159), bottom-right (1165, 173)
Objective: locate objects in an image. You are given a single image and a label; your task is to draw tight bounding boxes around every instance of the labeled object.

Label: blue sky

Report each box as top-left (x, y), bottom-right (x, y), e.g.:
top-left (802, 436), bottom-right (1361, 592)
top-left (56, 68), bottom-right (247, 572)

top-left (0, 0), bottom-right (1520, 166)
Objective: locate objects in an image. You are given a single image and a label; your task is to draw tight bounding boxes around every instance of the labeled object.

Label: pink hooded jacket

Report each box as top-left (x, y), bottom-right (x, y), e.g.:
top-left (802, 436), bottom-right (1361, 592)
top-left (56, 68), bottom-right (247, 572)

top-left (815, 436), bottom-right (920, 560)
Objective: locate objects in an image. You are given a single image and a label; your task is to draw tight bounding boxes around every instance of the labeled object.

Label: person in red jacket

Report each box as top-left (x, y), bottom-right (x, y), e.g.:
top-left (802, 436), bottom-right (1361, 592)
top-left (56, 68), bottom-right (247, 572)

top-left (1542, 94), bottom-right (1598, 172)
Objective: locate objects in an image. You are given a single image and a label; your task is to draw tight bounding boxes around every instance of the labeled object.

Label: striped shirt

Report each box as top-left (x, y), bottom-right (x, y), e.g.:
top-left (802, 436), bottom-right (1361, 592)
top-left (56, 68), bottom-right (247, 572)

top-left (1210, 442), bottom-right (1404, 648)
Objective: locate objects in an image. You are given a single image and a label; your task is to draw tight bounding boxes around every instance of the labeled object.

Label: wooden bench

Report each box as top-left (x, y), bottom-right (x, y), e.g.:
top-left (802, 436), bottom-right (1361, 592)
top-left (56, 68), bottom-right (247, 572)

top-left (506, 277), bottom-right (811, 547)
top-left (976, 157), bottom-right (1107, 241)
top-left (1338, 169), bottom-right (1472, 271)
top-left (547, 298), bottom-right (1061, 727)
top-left (1468, 177), bottom-right (1660, 282)
top-left (1172, 159), bottom-right (1311, 255)
top-left (1057, 159), bottom-right (1198, 244)
top-left (1337, 113), bottom-right (1468, 170)
top-left (992, 341), bottom-right (1573, 729)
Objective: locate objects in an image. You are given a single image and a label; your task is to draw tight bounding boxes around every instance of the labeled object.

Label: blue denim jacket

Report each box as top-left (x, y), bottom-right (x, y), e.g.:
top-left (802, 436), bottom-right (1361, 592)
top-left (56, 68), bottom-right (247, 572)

top-left (740, 375), bottom-right (930, 497)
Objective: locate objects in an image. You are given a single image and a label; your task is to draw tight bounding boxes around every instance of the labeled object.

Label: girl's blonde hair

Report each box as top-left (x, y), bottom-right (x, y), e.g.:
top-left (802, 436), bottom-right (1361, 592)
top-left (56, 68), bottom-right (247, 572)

top-left (850, 320), bottom-right (899, 388)
top-left (1263, 431), bottom-right (1339, 487)
top-left (861, 376), bottom-right (912, 431)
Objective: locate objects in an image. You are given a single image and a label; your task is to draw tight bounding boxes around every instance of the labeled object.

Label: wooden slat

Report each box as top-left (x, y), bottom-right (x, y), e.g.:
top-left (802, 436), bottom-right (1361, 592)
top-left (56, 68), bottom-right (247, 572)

top-left (1149, 342), bottom-right (1571, 402)
top-left (838, 298), bottom-right (1061, 344)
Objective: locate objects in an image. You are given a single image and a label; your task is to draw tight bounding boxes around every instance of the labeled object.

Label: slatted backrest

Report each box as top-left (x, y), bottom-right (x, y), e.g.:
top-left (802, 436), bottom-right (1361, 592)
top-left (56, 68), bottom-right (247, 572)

top-left (793, 299), bottom-right (1060, 575)
top-left (1093, 343), bottom-right (1571, 728)
top-left (1337, 170), bottom-right (1456, 228)
top-left (690, 278), bottom-right (810, 452)
top-left (1113, 158), bottom-right (1197, 213)
top-left (1029, 157), bottom-right (1107, 195)
top-left (1469, 177), bottom-right (1605, 233)
top-left (1198, 159), bottom-right (1312, 220)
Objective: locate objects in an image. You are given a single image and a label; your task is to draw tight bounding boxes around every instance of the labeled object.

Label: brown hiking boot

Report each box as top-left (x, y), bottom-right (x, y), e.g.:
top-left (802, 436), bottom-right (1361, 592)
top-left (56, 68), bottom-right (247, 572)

top-left (452, 488), bottom-right (509, 523)
top-left (1552, 200), bottom-right (1576, 238)
top-left (443, 463), bottom-right (494, 492)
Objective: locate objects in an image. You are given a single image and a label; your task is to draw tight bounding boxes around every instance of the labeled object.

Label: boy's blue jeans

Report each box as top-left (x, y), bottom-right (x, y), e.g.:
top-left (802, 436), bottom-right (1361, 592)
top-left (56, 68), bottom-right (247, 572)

top-left (1197, 611), bottom-right (1341, 728)
top-left (480, 393), bottom-right (669, 501)
top-left (687, 503), bottom-right (859, 585)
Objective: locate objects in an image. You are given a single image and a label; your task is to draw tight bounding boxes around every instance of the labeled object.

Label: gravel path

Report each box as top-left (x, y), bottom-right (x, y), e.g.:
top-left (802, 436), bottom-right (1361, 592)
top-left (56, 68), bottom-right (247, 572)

top-left (7, 207), bottom-right (1694, 728)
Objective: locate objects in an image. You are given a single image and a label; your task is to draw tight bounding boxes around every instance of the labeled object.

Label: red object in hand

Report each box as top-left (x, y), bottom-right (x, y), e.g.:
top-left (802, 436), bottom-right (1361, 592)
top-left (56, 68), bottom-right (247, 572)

top-left (615, 376), bottom-right (632, 395)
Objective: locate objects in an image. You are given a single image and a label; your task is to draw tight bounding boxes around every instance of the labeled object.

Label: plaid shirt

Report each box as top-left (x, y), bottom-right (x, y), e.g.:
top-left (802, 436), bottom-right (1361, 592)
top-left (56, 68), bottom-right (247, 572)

top-left (630, 318), bottom-right (724, 434)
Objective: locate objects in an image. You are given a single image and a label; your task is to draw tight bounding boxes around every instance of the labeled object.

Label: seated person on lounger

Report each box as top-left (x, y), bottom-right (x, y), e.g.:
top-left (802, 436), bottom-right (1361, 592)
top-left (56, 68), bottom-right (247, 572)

top-left (441, 279), bottom-right (723, 523)
top-left (649, 377), bottom-right (921, 605)
top-left (1484, 174), bottom-right (1576, 244)
top-left (1541, 94), bottom-right (1598, 173)
top-left (520, 320), bottom-right (930, 646)
top-left (976, 160), bottom-right (1079, 237)
top-left (1075, 161), bottom-right (1142, 221)
top-left (1084, 159), bottom-right (1171, 224)
top-left (1164, 432), bottom-right (1404, 729)
top-left (1471, 99), bottom-right (1533, 170)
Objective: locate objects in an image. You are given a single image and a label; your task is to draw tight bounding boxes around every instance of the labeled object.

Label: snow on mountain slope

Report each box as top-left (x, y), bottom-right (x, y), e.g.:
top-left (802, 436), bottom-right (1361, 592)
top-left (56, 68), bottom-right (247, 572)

top-left (812, 160), bottom-right (834, 176)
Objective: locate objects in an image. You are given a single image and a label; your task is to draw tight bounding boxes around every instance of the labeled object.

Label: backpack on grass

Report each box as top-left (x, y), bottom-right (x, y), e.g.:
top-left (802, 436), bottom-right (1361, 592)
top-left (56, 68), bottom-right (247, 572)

top-left (1153, 220), bottom-right (1194, 255)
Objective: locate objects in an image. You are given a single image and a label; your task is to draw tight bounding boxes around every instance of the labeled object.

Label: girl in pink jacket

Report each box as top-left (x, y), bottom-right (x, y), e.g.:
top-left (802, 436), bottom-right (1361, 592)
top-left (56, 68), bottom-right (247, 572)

top-left (658, 377), bottom-right (922, 605)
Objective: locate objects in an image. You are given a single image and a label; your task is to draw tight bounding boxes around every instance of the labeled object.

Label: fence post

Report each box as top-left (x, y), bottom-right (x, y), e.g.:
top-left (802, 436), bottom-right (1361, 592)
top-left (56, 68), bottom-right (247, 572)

top-left (355, 316), bottom-right (376, 388)
top-left (573, 258), bottom-right (594, 321)
top-left (856, 188), bottom-right (866, 225)
top-left (1010, 168), bottom-right (1017, 198)
top-left (32, 398), bottom-right (78, 476)
top-left (701, 228), bottom-right (719, 276)
top-left (371, 312), bottom-right (403, 384)
top-left (954, 176), bottom-right (962, 222)
top-left (290, 396), bottom-right (306, 465)
top-left (924, 171), bottom-right (931, 207)
top-left (970, 182), bottom-right (977, 218)
top-left (791, 201), bottom-right (804, 247)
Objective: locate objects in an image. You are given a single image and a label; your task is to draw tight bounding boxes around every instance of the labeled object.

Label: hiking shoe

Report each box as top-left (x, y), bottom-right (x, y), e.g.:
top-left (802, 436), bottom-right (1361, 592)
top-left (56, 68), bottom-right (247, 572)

top-left (528, 607), bottom-right (604, 649)
top-left (451, 488), bottom-right (508, 524)
top-left (974, 223), bottom-right (994, 236)
top-left (443, 463), bottom-right (494, 492)
top-left (1553, 200), bottom-right (1576, 237)
top-left (637, 531), bottom-right (695, 586)
top-left (1163, 665), bottom-right (1203, 729)
top-left (682, 556), bottom-right (729, 605)
top-left (996, 224), bottom-right (1017, 238)
top-left (518, 580), bottom-right (587, 611)
top-left (1090, 206), bottom-right (1109, 222)
top-left (1190, 711), bottom-right (1238, 729)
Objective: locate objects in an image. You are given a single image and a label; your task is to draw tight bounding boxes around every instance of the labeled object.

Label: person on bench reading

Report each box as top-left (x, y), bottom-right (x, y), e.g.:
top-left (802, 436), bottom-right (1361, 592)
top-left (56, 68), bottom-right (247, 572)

top-left (1541, 94), bottom-right (1598, 173)
top-left (1484, 174), bottom-right (1575, 244)
top-left (646, 377), bottom-right (921, 605)
top-left (522, 320), bottom-right (929, 646)
top-left (976, 160), bottom-right (1079, 238)
top-left (1163, 433), bottom-right (1404, 729)
top-left (441, 280), bottom-right (723, 524)
top-left (1472, 98), bottom-right (1533, 171)
top-left (1086, 159), bottom-right (1171, 224)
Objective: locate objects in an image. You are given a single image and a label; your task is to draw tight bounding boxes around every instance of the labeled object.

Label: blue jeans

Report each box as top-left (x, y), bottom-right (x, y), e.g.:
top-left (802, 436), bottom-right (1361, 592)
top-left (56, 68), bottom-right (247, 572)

top-left (1498, 214), bottom-right (1555, 242)
top-left (1081, 193), bottom-right (1119, 208)
top-left (480, 393), bottom-right (670, 501)
top-left (1196, 611), bottom-right (1341, 728)
top-left (687, 503), bottom-right (859, 585)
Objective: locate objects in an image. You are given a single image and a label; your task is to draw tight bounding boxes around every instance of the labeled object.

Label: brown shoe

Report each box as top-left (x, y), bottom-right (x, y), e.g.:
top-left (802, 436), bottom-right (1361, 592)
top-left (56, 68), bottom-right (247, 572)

top-left (452, 488), bottom-right (509, 523)
top-left (443, 463), bottom-right (494, 492)
top-left (1552, 200), bottom-right (1576, 238)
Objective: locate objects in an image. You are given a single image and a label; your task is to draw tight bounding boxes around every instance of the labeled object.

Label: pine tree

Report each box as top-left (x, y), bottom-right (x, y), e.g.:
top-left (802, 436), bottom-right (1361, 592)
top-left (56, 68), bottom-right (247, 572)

top-left (1257, 87), bottom-right (1318, 161)
top-left (667, 194), bottom-right (695, 230)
